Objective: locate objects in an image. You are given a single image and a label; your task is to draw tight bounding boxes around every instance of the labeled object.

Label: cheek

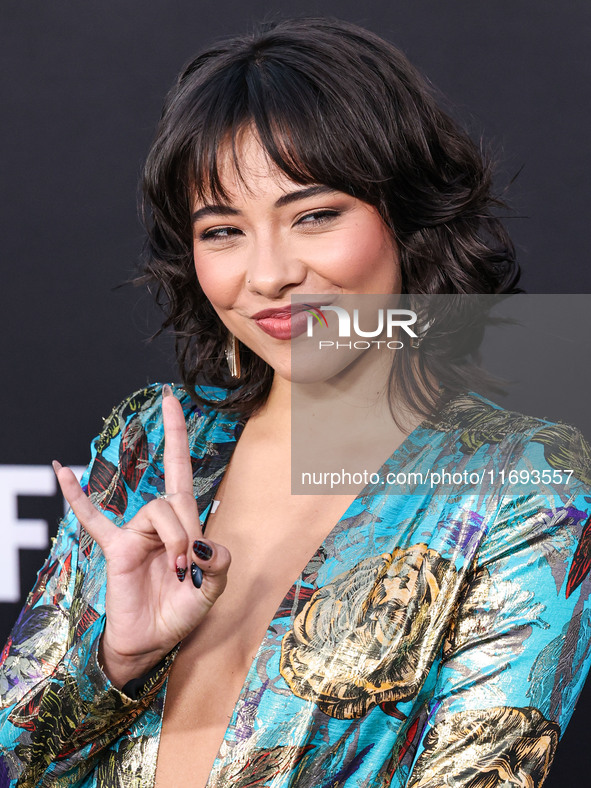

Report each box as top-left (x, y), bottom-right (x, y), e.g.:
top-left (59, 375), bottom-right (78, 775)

top-left (319, 225), bottom-right (400, 290)
top-left (193, 252), bottom-right (238, 310)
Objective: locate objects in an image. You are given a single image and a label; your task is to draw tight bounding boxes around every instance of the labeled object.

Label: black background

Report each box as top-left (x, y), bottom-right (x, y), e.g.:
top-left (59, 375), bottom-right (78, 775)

top-left (1, 1), bottom-right (590, 782)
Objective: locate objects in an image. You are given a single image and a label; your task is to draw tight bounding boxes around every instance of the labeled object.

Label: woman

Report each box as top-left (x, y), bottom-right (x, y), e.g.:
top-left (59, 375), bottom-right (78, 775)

top-left (1, 17), bottom-right (590, 788)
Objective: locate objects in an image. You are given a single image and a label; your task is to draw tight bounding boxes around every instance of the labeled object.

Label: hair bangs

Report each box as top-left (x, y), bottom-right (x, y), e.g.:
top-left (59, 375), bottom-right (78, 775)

top-left (187, 53), bottom-right (368, 209)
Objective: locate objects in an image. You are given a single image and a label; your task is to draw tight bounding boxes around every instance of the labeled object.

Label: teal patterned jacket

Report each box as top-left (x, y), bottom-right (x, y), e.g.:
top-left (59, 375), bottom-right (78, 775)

top-left (1, 383), bottom-right (591, 787)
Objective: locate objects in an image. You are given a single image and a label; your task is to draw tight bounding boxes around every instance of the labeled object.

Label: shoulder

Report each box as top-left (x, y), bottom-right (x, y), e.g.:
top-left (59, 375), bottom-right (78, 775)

top-left (93, 382), bottom-right (237, 458)
top-left (84, 383), bottom-right (240, 509)
top-left (431, 390), bottom-right (591, 487)
top-left (446, 394), bottom-right (591, 586)
top-left (79, 383), bottom-right (243, 519)
top-left (425, 391), bottom-right (591, 554)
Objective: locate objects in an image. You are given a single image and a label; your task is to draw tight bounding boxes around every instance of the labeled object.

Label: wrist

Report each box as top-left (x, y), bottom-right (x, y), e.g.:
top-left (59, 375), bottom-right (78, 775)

top-left (98, 633), bottom-right (169, 691)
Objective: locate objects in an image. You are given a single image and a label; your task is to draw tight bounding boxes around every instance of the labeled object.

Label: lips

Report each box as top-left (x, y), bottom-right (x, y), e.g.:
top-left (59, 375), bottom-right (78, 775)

top-left (251, 302), bottom-right (324, 320)
top-left (253, 309), bottom-right (309, 340)
top-left (252, 303), bottom-right (328, 340)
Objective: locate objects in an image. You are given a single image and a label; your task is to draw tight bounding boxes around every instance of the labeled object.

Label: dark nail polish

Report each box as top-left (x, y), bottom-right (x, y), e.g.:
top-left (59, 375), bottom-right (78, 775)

top-left (191, 562), bottom-right (203, 589)
top-left (176, 567), bottom-right (186, 582)
top-left (193, 540), bottom-right (213, 561)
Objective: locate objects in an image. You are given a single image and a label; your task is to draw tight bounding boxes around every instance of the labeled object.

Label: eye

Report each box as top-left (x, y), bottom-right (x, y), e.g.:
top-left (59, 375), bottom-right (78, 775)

top-left (198, 226), bottom-right (243, 242)
top-left (296, 209), bottom-right (341, 227)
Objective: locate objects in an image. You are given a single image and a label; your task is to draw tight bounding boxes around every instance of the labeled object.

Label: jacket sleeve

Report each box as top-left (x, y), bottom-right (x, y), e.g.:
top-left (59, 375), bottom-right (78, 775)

top-left (0, 384), bottom-right (177, 788)
top-left (403, 425), bottom-right (591, 788)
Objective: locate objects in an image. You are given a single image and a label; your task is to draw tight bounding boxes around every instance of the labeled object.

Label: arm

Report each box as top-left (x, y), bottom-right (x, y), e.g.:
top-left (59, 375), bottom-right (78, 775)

top-left (0, 387), bottom-right (179, 787)
top-left (404, 435), bottom-right (591, 787)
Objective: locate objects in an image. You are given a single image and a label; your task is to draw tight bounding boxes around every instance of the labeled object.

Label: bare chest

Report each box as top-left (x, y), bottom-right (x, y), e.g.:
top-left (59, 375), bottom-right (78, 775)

top-left (154, 452), bottom-right (357, 787)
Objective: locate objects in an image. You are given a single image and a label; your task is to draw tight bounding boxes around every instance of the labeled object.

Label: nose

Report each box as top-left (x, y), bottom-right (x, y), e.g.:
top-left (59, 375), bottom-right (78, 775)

top-left (245, 236), bottom-right (307, 298)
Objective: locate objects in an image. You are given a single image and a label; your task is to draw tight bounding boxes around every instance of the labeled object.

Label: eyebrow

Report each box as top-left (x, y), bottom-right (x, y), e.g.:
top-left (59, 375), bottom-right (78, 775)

top-left (191, 185), bottom-right (340, 224)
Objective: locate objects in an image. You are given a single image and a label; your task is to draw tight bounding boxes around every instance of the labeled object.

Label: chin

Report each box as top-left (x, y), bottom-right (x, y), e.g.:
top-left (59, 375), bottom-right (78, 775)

top-left (268, 357), bottom-right (336, 385)
top-left (282, 350), bottom-right (369, 385)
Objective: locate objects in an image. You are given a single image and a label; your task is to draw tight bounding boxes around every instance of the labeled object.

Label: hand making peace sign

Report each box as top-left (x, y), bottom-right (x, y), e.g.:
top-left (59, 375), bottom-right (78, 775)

top-left (53, 385), bottom-right (231, 689)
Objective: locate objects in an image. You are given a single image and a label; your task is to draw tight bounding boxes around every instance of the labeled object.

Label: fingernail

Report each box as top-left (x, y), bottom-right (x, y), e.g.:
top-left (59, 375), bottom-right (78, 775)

top-left (175, 554), bottom-right (187, 582)
top-left (162, 384), bottom-right (173, 398)
top-left (52, 460), bottom-right (63, 475)
top-left (190, 562), bottom-right (203, 589)
top-left (193, 540), bottom-right (213, 561)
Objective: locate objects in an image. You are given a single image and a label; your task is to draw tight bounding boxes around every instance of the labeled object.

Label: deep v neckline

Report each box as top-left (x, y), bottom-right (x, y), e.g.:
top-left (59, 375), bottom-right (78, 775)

top-left (191, 400), bottom-right (443, 788)
top-left (198, 398), bottom-right (441, 606)
top-left (197, 392), bottom-right (440, 537)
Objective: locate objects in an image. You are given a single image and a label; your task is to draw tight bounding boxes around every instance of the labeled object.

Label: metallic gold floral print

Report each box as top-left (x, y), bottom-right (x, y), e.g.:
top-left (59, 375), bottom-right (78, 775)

top-left (279, 544), bottom-right (454, 719)
top-left (408, 706), bottom-right (560, 788)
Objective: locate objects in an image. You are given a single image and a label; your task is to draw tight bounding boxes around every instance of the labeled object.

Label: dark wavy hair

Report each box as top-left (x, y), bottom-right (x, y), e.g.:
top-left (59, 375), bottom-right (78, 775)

top-left (140, 16), bottom-right (521, 418)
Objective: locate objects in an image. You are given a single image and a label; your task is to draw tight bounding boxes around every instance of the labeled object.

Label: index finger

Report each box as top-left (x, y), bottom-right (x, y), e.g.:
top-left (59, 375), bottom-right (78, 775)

top-left (162, 385), bottom-right (195, 496)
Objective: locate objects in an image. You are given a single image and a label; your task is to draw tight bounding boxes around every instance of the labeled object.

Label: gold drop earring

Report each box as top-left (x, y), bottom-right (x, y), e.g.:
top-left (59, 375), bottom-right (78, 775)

top-left (225, 334), bottom-right (241, 378)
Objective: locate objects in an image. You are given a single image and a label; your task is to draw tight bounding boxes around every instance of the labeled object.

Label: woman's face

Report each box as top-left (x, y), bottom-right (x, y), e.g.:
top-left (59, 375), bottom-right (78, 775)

top-left (191, 131), bottom-right (402, 380)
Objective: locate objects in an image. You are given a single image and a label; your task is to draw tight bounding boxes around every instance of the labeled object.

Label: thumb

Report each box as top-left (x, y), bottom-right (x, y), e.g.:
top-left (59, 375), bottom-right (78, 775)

top-left (188, 537), bottom-right (232, 603)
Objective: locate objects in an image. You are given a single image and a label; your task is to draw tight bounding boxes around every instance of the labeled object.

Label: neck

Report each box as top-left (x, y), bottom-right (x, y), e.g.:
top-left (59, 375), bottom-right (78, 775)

top-left (245, 373), bottom-right (292, 442)
top-left (253, 344), bottom-right (424, 454)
